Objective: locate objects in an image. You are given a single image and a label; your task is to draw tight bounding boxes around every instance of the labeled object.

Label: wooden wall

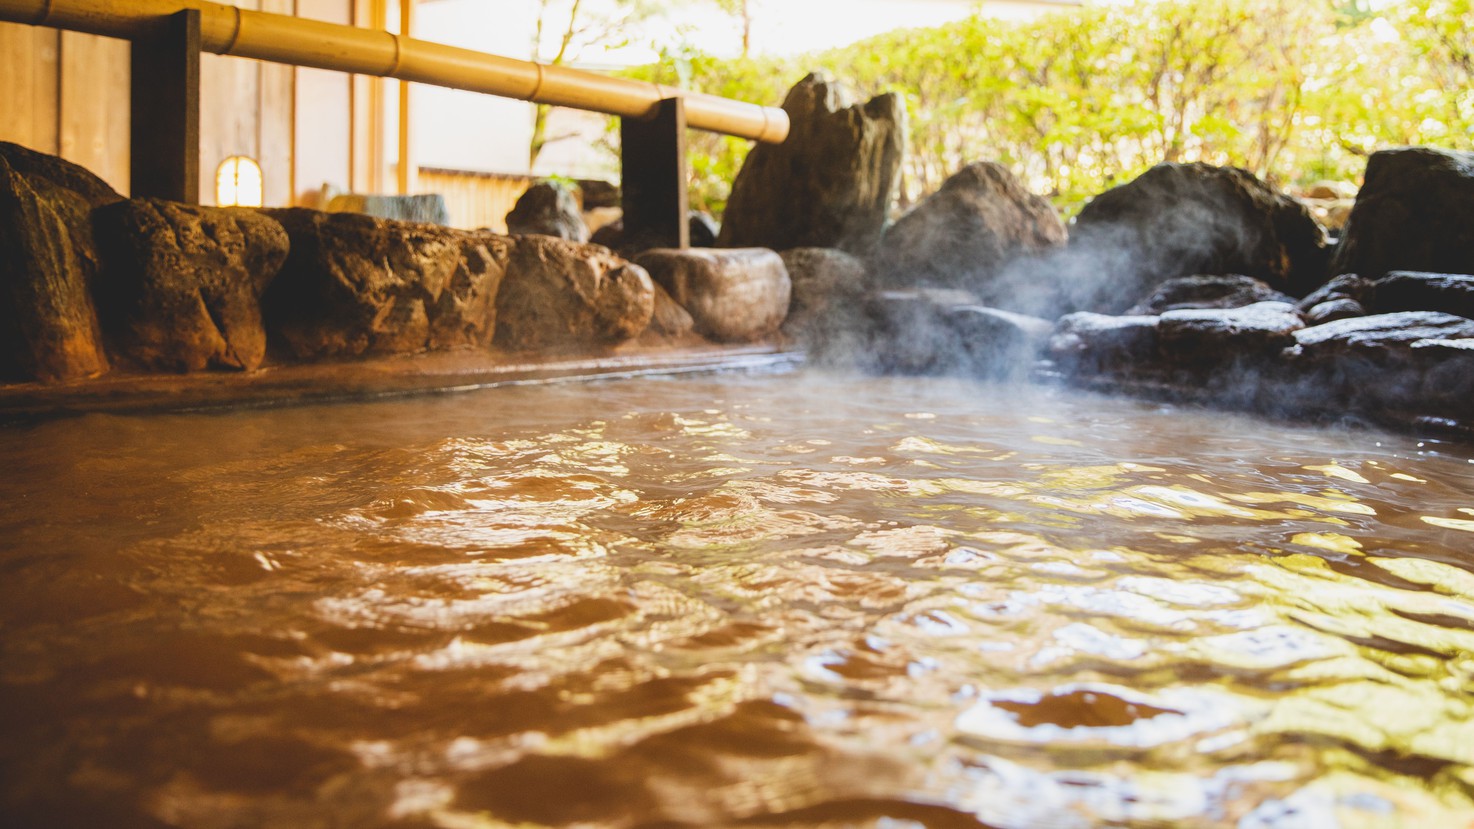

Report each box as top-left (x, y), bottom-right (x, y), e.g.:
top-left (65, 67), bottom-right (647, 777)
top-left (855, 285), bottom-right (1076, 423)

top-left (0, 0), bottom-right (366, 207)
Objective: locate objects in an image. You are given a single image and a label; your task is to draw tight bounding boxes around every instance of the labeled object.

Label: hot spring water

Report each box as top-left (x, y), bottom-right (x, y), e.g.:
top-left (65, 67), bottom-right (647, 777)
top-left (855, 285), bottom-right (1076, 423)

top-left (2, 371), bottom-right (1472, 827)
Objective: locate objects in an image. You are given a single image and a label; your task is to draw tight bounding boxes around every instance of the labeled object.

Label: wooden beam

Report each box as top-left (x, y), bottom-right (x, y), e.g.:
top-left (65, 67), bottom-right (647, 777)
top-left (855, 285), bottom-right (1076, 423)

top-left (130, 8), bottom-right (200, 202)
top-left (621, 97), bottom-right (688, 250)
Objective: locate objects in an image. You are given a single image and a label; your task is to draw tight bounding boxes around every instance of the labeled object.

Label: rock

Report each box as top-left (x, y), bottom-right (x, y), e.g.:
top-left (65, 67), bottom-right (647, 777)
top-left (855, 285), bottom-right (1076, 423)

top-left (1411, 339), bottom-right (1474, 421)
top-left (588, 212), bottom-right (720, 255)
top-left (1296, 273), bottom-right (1375, 313)
top-left (1330, 147), bottom-right (1474, 279)
top-left (0, 154), bottom-right (110, 382)
top-left (1285, 312), bottom-right (1474, 418)
top-left (1157, 301), bottom-right (1304, 366)
top-left (1290, 311), bottom-right (1474, 354)
top-left (1304, 298), bottom-right (1366, 325)
top-left (872, 162), bottom-right (1067, 302)
top-left (262, 208), bottom-right (465, 360)
top-left (718, 73), bottom-right (906, 256)
top-left (1127, 274), bottom-right (1294, 315)
top-left (1371, 271), bottom-right (1474, 321)
top-left (577, 179), bottom-right (620, 210)
top-left (846, 291), bottom-right (1050, 377)
top-left (634, 248), bottom-right (790, 343)
top-left (505, 180), bottom-right (589, 242)
top-left (780, 247), bottom-right (868, 337)
top-left (326, 193), bottom-right (450, 226)
top-left (1064, 162), bottom-right (1329, 312)
top-left (645, 283), bottom-right (697, 339)
top-left (689, 212), bottom-right (720, 247)
top-left (0, 140), bottom-right (123, 210)
top-left (944, 305), bottom-right (1055, 379)
top-left (495, 235), bottom-right (654, 351)
top-left (1048, 312), bottom-right (1161, 377)
top-left (427, 233), bottom-right (510, 351)
top-left (92, 199), bottom-right (289, 372)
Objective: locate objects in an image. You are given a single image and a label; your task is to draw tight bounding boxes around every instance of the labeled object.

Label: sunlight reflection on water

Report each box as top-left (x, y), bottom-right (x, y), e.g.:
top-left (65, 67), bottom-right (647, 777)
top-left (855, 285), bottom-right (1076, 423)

top-left (1, 371), bottom-right (1473, 828)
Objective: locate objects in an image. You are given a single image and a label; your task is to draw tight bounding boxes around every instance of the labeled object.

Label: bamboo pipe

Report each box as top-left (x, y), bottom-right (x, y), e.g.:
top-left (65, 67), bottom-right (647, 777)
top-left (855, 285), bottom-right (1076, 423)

top-left (0, 0), bottom-right (790, 144)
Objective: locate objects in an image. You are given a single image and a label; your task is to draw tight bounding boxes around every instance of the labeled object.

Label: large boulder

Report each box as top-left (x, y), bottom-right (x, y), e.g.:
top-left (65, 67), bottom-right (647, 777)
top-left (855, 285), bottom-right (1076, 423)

top-left (1127, 274), bottom-right (1294, 315)
top-left (1370, 271), bottom-right (1474, 321)
top-left (1062, 163), bottom-right (1329, 313)
top-left (92, 199), bottom-right (289, 372)
top-left (871, 162), bottom-right (1067, 302)
top-left (1284, 312), bottom-right (1474, 419)
top-left (261, 209), bottom-right (466, 360)
top-left (779, 247), bottom-right (868, 338)
top-left (717, 73), bottom-right (906, 256)
top-left (505, 180), bottom-right (589, 242)
top-left (0, 154), bottom-right (112, 382)
top-left (495, 235), bottom-right (654, 351)
top-left (634, 248), bottom-right (791, 343)
top-left (428, 233), bottom-right (510, 351)
top-left (1330, 147), bottom-right (1474, 279)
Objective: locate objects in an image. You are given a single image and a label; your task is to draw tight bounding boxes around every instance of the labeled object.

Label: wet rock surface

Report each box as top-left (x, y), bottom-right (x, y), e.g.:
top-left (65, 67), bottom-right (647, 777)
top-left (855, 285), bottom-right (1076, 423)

top-left (718, 73), bottom-right (906, 256)
top-left (506, 180), bottom-right (590, 242)
top-left (262, 209), bottom-right (467, 360)
top-left (872, 162), bottom-right (1067, 301)
top-left (1127, 274), bottom-right (1295, 315)
top-left (0, 154), bottom-right (111, 382)
top-left (1062, 162), bottom-right (1329, 312)
top-left (634, 248), bottom-right (791, 343)
top-left (1330, 147), bottom-right (1474, 279)
top-left (1371, 271), bottom-right (1474, 320)
top-left (1158, 302), bottom-right (1304, 365)
top-left (496, 236), bottom-right (654, 351)
top-left (93, 199), bottom-right (289, 372)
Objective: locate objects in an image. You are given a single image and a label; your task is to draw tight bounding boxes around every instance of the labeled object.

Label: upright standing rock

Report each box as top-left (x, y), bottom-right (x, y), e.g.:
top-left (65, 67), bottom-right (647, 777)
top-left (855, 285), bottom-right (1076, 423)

top-left (717, 73), bottom-right (905, 256)
top-left (93, 199), bottom-right (290, 372)
top-left (505, 180), bottom-right (590, 242)
top-left (0, 145), bottom-right (118, 383)
top-left (1331, 147), bottom-right (1474, 279)
top-left (871, 162), bottom-right (1066, 303)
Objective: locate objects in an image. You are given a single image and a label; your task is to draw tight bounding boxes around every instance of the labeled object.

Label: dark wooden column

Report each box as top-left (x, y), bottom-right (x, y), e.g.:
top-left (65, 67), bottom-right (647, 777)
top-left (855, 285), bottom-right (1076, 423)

top-left (620, 97), bottom-right (689, 250)
top-left (130, 9), bottom-right (201, 203)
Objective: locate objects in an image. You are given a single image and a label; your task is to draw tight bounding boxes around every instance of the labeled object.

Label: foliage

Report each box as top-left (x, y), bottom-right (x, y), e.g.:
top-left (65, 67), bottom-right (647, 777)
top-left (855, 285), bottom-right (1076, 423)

top-left (619, 0), bottom-right (1474, 219)
top-left (530, 0), bottom-right (668, 169)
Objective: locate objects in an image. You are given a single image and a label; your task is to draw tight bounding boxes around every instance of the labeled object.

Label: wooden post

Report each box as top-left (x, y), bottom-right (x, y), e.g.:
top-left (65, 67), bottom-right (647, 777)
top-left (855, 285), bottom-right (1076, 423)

top-left (130, 8), bottom-right (200, 203)
top-left (621, 97), bottom-right (689, 250)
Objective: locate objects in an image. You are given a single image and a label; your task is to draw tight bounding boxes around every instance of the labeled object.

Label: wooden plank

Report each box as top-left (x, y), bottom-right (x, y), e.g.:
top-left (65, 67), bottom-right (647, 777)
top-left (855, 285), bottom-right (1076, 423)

top-left (130, 10), bottom-right (201, 203)
top-left (0, 23), bottom-right (60, 153)
top-left (59, 30), bottom-right (131, 194)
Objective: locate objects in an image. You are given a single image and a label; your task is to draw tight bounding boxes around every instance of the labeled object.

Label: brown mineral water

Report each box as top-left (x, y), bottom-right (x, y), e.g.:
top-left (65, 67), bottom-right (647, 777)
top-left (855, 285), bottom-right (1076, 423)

top-left (2, 370), bottom-right (1472, 828)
